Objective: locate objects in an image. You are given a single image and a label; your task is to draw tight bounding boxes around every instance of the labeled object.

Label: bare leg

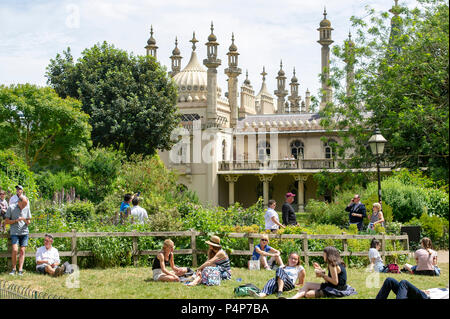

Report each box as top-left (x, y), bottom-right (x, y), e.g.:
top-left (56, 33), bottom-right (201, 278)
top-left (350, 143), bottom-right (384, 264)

top-left (289, 282), bottom-right (321, 299)
top-left (175, 267), bottom-right (188, 276)
top-left (274, 255), bottom-right (284, 267)
top-left (260, 256), bottom-right (270, 269)
top-left (158, 274), bottom-right (180, 282)
top-left (45, 265), bottom-right (56, 276)
top-left (187, 274), bottom-right (202, 286)
top-left (11, 244), bottom-right (18, 270)
top-left (18, 247), bottom-right (26, 271)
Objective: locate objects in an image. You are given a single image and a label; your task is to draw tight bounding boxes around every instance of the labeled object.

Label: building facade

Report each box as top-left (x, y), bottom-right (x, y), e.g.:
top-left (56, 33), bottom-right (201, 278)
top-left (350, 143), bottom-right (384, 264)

top-left (149, 8), bottom-right (395, 211)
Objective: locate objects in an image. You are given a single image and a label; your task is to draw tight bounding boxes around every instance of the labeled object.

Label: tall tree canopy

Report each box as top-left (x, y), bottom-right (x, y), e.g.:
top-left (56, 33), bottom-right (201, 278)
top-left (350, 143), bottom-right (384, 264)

top-left (45, 42), bottom-right (181, 157)
top-left (0, 84), bottom-right (91, 170)
top-left (321, 0), bottom-right (449, 184)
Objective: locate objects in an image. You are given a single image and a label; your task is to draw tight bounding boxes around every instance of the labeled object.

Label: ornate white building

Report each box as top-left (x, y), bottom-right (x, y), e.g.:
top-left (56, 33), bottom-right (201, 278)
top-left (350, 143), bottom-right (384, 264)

top-left (148, 8), bottom-right (393, 211)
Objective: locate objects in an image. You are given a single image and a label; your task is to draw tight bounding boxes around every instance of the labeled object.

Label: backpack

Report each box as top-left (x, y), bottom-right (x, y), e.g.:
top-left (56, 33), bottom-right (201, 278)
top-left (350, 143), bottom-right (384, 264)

top-left (234, 284), bottom-right (261, 297)
top-left (386, 263), bottom-right (400, 273)
top-left (201, 267), bottom-right (221, 286)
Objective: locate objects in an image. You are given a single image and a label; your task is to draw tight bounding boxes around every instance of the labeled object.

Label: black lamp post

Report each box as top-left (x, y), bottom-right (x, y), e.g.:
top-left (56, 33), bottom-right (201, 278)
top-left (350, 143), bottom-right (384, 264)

top-left (368, 126), bottom-right (387, 205)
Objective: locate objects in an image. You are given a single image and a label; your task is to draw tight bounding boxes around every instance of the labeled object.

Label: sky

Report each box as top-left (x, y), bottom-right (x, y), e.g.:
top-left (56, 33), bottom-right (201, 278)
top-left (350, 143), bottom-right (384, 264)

top-left (0, 0), bottom-right (417, 100)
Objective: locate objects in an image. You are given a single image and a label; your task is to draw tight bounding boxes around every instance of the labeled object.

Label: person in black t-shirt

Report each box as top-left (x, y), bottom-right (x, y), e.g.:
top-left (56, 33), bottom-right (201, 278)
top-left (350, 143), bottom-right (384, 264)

top-left (282, 193), bottom-right (298, 226)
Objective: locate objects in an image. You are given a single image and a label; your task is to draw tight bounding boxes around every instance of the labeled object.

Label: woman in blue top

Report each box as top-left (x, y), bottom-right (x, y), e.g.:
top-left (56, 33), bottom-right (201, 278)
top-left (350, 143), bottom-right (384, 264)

top-left (251, 235), bottom-right (284, 270)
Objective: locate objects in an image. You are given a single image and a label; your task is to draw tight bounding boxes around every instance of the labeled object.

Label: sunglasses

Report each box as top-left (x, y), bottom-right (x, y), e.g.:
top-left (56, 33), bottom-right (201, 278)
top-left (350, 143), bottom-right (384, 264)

top-left (261, 239), bottom-right (268, 242)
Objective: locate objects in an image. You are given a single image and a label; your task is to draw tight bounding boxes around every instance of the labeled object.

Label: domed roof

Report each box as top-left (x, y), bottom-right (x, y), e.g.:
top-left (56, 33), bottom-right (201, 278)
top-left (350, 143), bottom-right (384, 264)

top-left (320, 19), bottom-right (331, 27)
top-left (172, 46), bottom-right (181, 55)
top-left (172, 51), bottom-right (207, 91)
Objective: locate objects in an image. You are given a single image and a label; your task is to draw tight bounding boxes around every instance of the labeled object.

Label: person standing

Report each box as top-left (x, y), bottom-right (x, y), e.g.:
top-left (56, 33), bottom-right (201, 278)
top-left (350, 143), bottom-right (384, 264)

top-left (368, 202), bottom-right (385, 231)
top-left (118, 193), bottom-right (132, 224)
top-left (345, 194), bottom-right (367, 231)
top-left (282, 193), bottom-right (297, 226)
top-left (9, 185), bottom-right (29, 209)
top-left (0, 190), bottom-right (8, 232)
top-left (265, 200), bottom-right (285, 233)
top-left (130, 197), bottom-right (148, 224)
top-left (4, 195), bottom-right (32, 276)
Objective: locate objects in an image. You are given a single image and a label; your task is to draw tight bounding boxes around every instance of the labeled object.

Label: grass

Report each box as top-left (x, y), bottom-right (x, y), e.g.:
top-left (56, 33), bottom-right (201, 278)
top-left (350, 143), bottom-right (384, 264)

top-left (1, 262), bottom-right (448, 299)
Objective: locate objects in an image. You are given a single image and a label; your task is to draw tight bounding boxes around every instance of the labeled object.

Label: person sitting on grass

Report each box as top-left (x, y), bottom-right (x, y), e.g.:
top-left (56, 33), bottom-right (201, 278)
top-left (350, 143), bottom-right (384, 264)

top-left (250, 252), bottom-right (305, 298)
top-left (368, 238), bottom-right (387, 273)
top-left (187, 236), bottom-right (231, 286)
top-left (35, 234), bottom-right (65, 277)
top-left (152, 239), bottom-right (188, 282)
top-left (251, 235), bottom-right (284, 270)
top-left (376, 277), bottom-right (449, 299)
top-left (403, 237), bottom-right (440, 276)
top-left (289, 246), bottom-right (356, 299)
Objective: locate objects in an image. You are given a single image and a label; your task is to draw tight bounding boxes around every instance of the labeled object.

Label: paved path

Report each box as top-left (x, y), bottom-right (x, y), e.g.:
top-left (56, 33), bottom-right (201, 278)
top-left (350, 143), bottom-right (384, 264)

top-left (438, 250), bottom-right (449, 263)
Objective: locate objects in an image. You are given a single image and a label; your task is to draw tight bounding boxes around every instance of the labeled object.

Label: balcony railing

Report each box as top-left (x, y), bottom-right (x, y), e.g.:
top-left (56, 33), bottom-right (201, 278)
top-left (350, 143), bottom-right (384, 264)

top-left (218, 159), bottom-right (393, 171)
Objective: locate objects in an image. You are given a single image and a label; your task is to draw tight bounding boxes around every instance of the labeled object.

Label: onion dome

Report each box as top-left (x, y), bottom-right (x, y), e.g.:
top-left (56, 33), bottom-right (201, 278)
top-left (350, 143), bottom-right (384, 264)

top-left (291, 68), bottom-right (298, 83)
top-left (172, 37), bottom-right (181, 55)
top-left (229, 33), bottom-right (238, 52)
top-left (147, 26), bottom-right (156, 45)
top-left (320, 8), bottom-right (331, 27)
top-left (278, 60), bottom-right (285, 77)
top-left (208, 22), bottom-right (217, 42)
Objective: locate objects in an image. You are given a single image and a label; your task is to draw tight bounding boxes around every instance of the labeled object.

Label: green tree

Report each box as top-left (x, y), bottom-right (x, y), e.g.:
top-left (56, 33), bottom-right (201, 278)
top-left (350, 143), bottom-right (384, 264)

top-left (0, 84), bottom-right (91, 170)
top-left (321, 0), bottom-right (449, 184)
top-left (46, 42), bottom-right (181, 157)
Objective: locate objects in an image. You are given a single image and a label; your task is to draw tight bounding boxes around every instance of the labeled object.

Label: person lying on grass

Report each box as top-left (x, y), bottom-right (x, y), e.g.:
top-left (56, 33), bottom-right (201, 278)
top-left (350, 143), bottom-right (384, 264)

top-left (187, 236), bottom-right (231, 286)
top-left (251, 234), bottom-right (284, 270)
top-left (250, 252), bottom-right (305, 298)
top-left (376, 277), bottom-right (449, 299)
top-left (152, 239), bottom-right (188, 282)
top-left (288, 246), bottom-right (356, 299)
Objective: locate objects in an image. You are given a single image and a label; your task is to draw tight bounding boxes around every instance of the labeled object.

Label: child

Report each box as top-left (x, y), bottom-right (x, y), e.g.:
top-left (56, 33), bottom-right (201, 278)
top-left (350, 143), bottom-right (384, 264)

top-left (289, 246), bottom-right (356, 298)
top-left (119, 193), bottom-right (132, 224)
top-left (250, 252), bottom-right (305, 298)
top-left (0, 190), bottom-right (8, 232)
top-left (250, 235), bottom-right (284, 270)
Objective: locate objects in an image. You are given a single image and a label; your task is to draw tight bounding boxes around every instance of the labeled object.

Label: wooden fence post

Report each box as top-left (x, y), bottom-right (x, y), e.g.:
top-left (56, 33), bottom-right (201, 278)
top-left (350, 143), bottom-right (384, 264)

top-left (190, 230), bottom-right (197, 267)
top-left (342, 233), bottom-right (349, 266)
top-left (71, 229), bottom-right (77, 266)
top-left (132, 230), bottom-right (138, 267)
top-left (302, 233), bottom-right (309, 266)
top-left (381, 233), bottom-right (386, 263)
top-left (248, 237), bottom-right (254, 257)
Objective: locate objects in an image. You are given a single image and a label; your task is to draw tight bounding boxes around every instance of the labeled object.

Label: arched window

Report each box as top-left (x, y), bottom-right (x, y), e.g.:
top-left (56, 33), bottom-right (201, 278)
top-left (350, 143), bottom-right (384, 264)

top-left (324, 139), bottom-right (336, 159)
top-left (290, 140), bottom-right (304, 159)
top-left (258, 141), bottom-right (270, 161)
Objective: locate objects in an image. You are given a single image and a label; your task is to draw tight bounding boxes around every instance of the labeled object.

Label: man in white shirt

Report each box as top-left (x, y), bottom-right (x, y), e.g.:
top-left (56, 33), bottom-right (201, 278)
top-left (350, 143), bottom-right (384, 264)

top-left (36, 234), bottom-right (65, 277)
top-left (130, 197), bottom-right (148, 224)
top-left (264, 200), bottom-right (285, 232)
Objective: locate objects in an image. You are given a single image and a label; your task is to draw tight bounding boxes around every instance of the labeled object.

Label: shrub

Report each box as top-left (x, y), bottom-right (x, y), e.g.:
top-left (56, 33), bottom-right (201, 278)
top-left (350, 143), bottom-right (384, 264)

top-left (305, 199), bottom-right (348, 227)
top-left (407, 213), bottom-right (449, 249)
top-left (35, 170), bottom-right (88, 200)
top-left (64, 200), bottom-right (95, 222)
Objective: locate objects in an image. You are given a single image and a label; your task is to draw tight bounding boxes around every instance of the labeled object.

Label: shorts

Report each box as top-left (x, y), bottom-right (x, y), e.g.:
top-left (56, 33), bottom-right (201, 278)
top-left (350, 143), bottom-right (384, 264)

top-left (153, 268), bottom-right (163, 281)
top-left (11, 234), bottom-right (29, 247)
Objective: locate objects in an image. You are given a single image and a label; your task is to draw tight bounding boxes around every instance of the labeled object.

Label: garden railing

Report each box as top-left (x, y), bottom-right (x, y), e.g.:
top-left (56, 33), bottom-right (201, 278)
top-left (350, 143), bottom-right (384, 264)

top-left (0, 279), bottom-right (66, 299)
top-left (0, 231), bottom-right (409, 267)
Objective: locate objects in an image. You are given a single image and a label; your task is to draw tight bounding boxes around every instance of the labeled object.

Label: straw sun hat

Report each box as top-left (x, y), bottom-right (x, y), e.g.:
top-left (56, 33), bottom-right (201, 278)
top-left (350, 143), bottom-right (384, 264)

top-left (205, 235), bottom-right (222, 248)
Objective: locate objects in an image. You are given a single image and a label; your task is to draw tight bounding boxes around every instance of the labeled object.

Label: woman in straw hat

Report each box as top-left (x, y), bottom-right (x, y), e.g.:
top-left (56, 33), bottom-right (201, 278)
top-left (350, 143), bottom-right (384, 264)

top-left (187, 235), bottom-right (231, 286)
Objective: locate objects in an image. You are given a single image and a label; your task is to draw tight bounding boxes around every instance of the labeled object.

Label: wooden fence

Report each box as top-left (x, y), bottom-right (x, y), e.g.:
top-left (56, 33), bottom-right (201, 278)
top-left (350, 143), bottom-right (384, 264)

top-left (0, 231), bottom-right (409, 267)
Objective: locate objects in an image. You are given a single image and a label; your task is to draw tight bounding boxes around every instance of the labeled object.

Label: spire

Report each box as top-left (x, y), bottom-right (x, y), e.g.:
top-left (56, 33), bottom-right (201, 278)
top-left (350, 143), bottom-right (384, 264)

top-left (261, 66), bottom-right (267, 82)
top-left (190, 32), bottom-right (199, 51)
top-left (170, 37), bottom-right (182, 77)
top-left (291, 67), bottom-right (298, 83)
top-left (208, 21), bottom-right (217, 42)
top-left (244, 70), bottom-right (251, 85)
top-left (145, 25), bottom-right (158, 58)
top-left (278, 59), bottom-right (285, 76)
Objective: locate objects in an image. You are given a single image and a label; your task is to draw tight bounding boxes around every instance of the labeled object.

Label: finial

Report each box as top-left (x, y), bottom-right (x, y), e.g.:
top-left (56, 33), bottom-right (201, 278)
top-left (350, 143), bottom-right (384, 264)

top-left (211, 21), bottom-right (214, 33)
top-left (150, 25), bottom-right (154, 36)
top-left (293, 67), bottom-right (296, 76)
top-left (323, 6), bottom-right (327, 18)
top-left (244, 69), bottom-right (251, 85)
top-left (231, 32), bottom-right (235, 43)
top-left (175, 37), bottom-right (178, 46)
top-left (280, 59), bottom-right (283, 69)
top-left (190, 32), bottom-right (198, 51)
top-left (261, 66), bottom-right (267, 81)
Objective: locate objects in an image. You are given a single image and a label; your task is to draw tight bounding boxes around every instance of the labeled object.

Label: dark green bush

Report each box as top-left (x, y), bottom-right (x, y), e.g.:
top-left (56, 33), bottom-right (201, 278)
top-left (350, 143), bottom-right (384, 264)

top-left (64, 201), bottom-right (95, 222)
top-left (407, 213), bottom-right (449, 249)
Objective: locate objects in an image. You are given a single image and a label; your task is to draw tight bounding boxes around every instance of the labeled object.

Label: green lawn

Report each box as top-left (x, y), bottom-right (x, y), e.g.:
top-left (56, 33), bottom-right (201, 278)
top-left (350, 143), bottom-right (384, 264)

top-left (1, 263), bottom-right (448, 299)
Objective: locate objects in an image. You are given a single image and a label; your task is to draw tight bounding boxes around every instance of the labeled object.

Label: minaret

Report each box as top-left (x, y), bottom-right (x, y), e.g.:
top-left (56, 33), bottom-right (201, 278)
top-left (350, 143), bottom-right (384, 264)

top-left (203, 22), bottom-right (221, 127)
top-left (256, 66), bottom-right (275, 114)
top-left (388, 0), bottom-right (402, 55)
top-left (317, 8), bottom-right (334, 109)
top-left (274, 60), bottom-right (288, 114)
top-left (305, 89), bottom-right (311, 113)
top-left (169, 37), bottom-right (182, 77)
top-left (145, 25), bottom-right (158, 58)
top-left (288, 68), bottom-right (300, 113)
top-left (240, 70), bottom-right (256, 117)
top-left (225, 33), bottom-right (241, 127)
top-left (345, 32), bottom-right (355, 97)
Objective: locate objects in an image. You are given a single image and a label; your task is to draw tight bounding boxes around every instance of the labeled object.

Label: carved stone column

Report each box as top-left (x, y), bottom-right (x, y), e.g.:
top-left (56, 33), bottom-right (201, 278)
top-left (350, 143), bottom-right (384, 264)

top-left (293, 174), bottom-right (308, 212)
top-left (224, 174), bottom-right (241, 206)
top-left (258, 174), bottom-right (274, 206)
